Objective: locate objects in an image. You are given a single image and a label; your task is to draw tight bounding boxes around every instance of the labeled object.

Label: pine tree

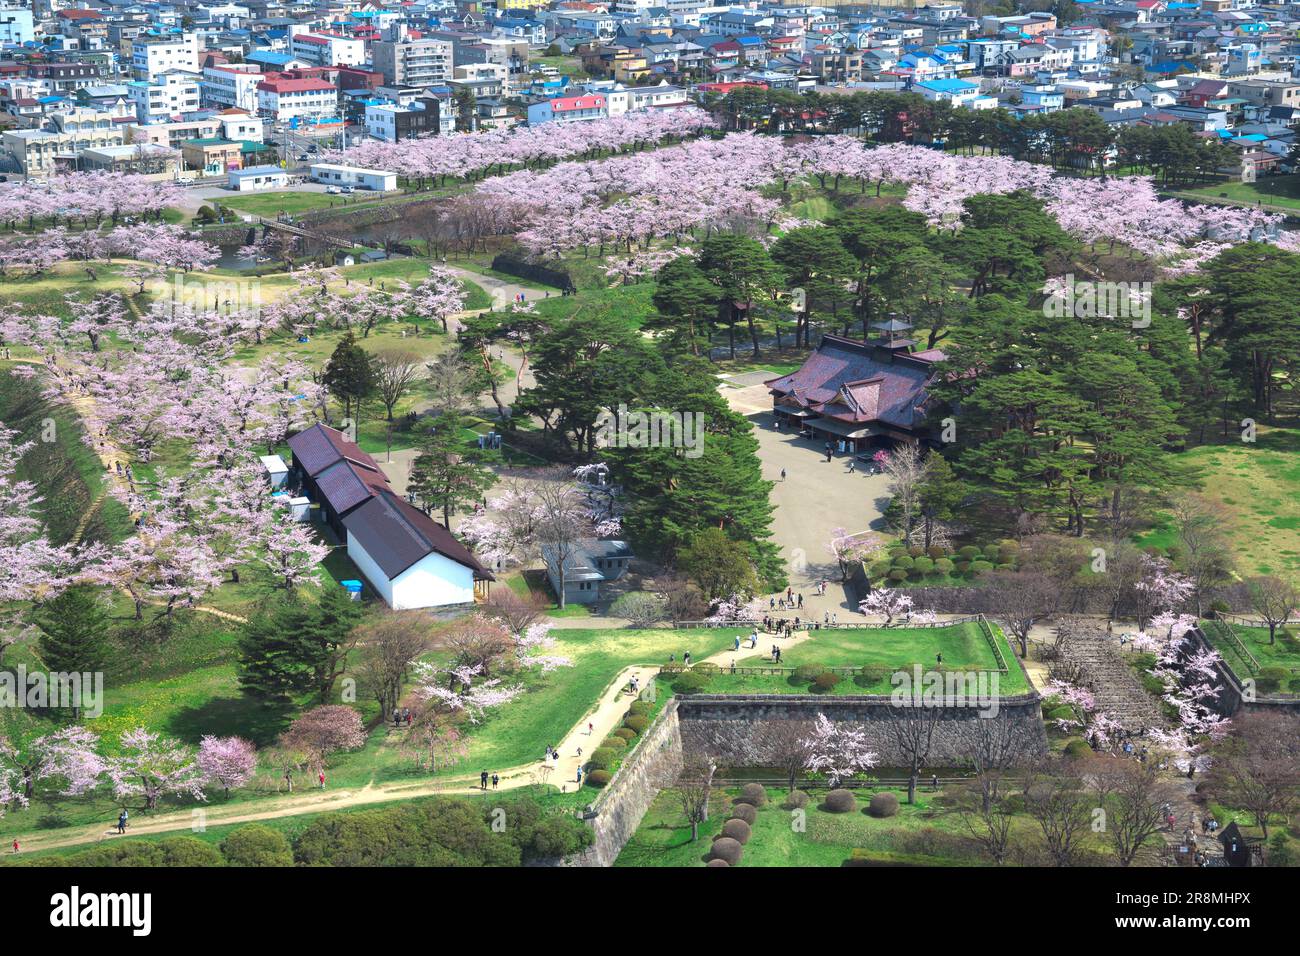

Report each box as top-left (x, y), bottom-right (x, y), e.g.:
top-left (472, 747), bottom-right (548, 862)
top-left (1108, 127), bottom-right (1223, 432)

top-left (322, 330), bottom-right (377, 424)
top-left (408, 410), bottom-right (497, 529)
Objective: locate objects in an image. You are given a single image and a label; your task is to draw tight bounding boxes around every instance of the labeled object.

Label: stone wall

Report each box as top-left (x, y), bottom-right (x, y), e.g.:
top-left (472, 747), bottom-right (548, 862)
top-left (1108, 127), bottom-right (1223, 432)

top-left (1187, 627), bottom-right (1300, 717)
top-left (677, 694), bottom-right (1048, 766)
top-left (567, 697), bottom-right (684, 868)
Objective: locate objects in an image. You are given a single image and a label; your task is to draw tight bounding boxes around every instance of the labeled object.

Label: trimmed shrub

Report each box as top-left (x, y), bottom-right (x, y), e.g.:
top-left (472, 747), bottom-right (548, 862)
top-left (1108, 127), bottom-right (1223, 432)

top-left (720, 818), bottom-right (752, 844)
top-left (793, 664), bottom-right (823, 683)
top-left (706, 858), bottom-right (730, 867)
top-left (954, 561), bottom-right (971, 574)
top-left (868, 792), bottom-right (900, 818)
top-left (220, 824), bottom-right (294, 867)
top-left (736, 783), bottom-right (768, 807)
top-left (892, 555), bottom-right (915, 570)
top-left (912, 556), bottom-right (935, 574)
top-left (708, 838), bottom-right (743, 865)
top-left (729, 802), bottom-right (757, 825)
top-left (1063, 739), bottom-right (1093, 760)
top-left (889, 568), bottom-right (909, 582)
top-left (926, 545), bottom-right (949, 560)
top-left (585, 769), bottom-right (612, 788)
top-left (660, 662), bottom-right (685, 676)
top-left (813, 670), bottom-right (842, 691)
top-left (958, 545), bottom-right (981, 560)
top-left (613, 728), bottom-right (637, 742)
top-left (672, 671), bottom-right (710, 694)
top-left (995, 563), bottom-right (1016, 571)
top-left (1208, 600), bottom-right (1231, 617)
top-left (601, 736), bottom-right (628, 751)
top-left (693, 661), bottom-right (721, 675)
top-left (969, 560), bottom-right (994, 574)
top-left (907, 545), bottom-right (924, 558)
top-left (824, 789), bottom-right (857, 813)
top-left (627, 700), bottom-right (652, 717)
top-left (934, 558), bottom-right (955, 574)
top-left (982, 544), bottom-right (1002, 560)
top-left (782, 790), bottom-right (810, 810)
top-left (998, 545), bottom-right (1020, 564)
top-left (586, 748), bottom-right (617, 771)
top-left (859, 663), bottom-right (890, 684)
top-left (623, 715), bottom-right (650, 733)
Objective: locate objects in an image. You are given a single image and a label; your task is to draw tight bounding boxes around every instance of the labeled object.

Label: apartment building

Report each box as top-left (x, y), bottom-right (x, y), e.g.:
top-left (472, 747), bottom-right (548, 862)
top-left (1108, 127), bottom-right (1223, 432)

top-left (132, 33), bottom-right (202, 81)
top-left (129, 71), bottom-right (202, 124)
top-left (372, 36), bottom-right (455, 86)
top-left (201, 64), bottom-right (264, 112)
top-left (256, 75), bottom-right (338, 121)
top-left (288, 30), bottom-right (366, 68)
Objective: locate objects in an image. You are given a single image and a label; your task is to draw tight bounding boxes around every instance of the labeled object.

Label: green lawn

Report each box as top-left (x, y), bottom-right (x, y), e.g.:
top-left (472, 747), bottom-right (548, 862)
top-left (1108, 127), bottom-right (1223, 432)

top-left (616, 783), bottom-right (1131, 867)
top-left (1135, 425), bottom-right (1300, 576)
top-left (214, 190), bottom-right (389, 218)
top-left (1181, 174), bottom-right (1300, 212)
top-left (1202, 619), bottom-right (1300, 685)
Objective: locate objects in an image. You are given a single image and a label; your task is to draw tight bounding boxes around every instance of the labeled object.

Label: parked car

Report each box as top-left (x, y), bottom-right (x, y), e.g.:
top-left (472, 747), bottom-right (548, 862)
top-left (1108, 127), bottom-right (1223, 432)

top-left (176, 176), bottom-right (195, 185)
top-left (339, 185), bottom-right (354, 194)
top-left (325, 185), bottom-right (342, 195)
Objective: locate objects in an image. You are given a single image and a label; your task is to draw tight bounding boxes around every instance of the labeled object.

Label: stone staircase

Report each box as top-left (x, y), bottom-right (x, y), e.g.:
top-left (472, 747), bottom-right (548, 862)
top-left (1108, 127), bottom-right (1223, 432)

top-left (1057, 623), bottom-right (1166, 733)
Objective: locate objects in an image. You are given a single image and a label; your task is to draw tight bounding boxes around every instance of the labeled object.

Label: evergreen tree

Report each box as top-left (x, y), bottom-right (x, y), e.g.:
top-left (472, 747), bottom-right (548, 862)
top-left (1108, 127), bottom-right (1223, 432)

top-left (322, 330), bottom-right (377, 423)
top-left (408, 409), bottom-right (497, 529)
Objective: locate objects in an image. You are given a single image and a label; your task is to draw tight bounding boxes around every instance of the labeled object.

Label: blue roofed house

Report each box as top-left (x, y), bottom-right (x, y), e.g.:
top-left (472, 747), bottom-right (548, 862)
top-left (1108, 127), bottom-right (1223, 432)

top-left (915, 77), bottom-right (995, 109)
top-left (543, 540), bottom-right (635, 606)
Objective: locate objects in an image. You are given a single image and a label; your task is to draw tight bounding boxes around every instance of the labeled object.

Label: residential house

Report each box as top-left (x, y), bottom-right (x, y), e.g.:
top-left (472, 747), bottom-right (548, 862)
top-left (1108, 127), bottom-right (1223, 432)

top-left (543, 539), bottom-right (633, 605)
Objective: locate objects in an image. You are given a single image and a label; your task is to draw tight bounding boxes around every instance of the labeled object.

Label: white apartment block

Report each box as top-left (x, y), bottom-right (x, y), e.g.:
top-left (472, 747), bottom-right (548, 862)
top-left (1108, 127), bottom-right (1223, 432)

top-left (132, 33), bottom-right (202, 81)
top-left (0, 4), bottom-right (35, 45)
top-left (129, 71), bottom-right (202, 124)
top-left (288, 30), bottom-right (366, 68)
top-left (201, 64), bottom-right (263, 112)
top-left (256, 77), bottom-right (337, 121)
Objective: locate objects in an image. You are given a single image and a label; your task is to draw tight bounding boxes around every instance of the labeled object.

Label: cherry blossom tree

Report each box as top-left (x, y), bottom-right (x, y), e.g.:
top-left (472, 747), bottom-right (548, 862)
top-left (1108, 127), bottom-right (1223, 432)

top-left (859, 587), bottom-right (913, 625)
top-left (801, 712), bottom-right (879, 787)
top-left (107, 728), bottom-right (207, 810)
top-left (197, 735), bottom-right (258, 798)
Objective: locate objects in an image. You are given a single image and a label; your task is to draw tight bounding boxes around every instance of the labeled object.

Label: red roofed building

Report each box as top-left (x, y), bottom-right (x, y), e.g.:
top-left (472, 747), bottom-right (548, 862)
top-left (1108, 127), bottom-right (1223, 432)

top-left (527, 93), bottom-right (606, 125)
top-left (257, 75), bottom-right (338, 121)
top-left (766, 331), bottom-right (948, 450)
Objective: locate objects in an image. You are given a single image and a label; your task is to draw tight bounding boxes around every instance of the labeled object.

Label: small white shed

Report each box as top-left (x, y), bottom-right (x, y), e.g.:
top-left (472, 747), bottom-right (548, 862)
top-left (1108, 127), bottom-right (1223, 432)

top-left (260, 454), bottom-right (289, 489)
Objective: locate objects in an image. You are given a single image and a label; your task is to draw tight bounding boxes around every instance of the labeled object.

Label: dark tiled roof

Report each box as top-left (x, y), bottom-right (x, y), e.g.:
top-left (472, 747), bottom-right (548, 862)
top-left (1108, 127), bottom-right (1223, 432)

top-left (288, 423), bottom-right (380, 478)
top-left (343, 490), bottom-right (493, 581)
top-left (313, 459), bottom-right (390, 515)
top-left (765, 334), bottom-right (944, 432)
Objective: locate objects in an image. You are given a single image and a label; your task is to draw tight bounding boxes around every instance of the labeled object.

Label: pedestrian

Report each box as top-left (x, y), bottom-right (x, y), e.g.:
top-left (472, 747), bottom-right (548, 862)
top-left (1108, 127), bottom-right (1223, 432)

top-left (734, 635), bottom-right (741, 651)
top-left (492, 773), bottom-right (499, 789)
top-left (481, 769), bottom-right (489, 789)
top-left (775, 646), bottom-right (782, 663)
top-left (576, 767), bottom-right (583, 784)
top-left (683, 651), bottom-right (691, 666)
top-left (780, 468), bottom-right (786, 481)
top-left (588, 722), bottom-right (594, 735)
top-left (848, 459), bottom-right (855, 473)
top-left (931, 774), bottom-right (939, 791)
top-left (936, 652), bottom-right (943, 666)
top-left (11, 840), bottom-right (16, 853)
top-left (797, 593), bottom-right (803, 608)
top-left (319, 771), bottom-right (326, 789)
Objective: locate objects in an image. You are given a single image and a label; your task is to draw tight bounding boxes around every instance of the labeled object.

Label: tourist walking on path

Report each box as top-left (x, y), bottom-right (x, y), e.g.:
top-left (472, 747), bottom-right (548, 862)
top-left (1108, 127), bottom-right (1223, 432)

top-left (319, 772), bottom-right (326, 790)
top-left (491, 773), bottom-right (499, 790)
top-left (481, 770), bottom-right (490, 790)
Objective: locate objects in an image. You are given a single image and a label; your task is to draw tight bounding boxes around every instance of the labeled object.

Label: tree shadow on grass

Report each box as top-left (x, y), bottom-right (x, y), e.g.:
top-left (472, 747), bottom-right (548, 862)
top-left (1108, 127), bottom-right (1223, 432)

top-left (167, 697), bottom-right (291, 747)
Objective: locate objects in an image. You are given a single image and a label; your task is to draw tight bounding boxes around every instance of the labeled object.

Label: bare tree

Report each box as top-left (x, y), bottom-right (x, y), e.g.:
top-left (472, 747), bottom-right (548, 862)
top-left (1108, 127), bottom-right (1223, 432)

top-left (1207, 712), bottom-right (1300, 838)
top-left (1244, 575), bottom-right (1298, 644)
top-left (657, 570), bottom-right (708, 624)
top-left (879, 442), bottom-right (926, 542)
top-left (1023, 765), bottom-right (1095, 866)
top-left (955, 714), bottom-right (1038, 814)
top-left (482, 586), bottom-right (547, 637)
top-left (355, 612), bottom-right (430, 721)
top-left (1171, 493), bottom-right (1234, 617)
top-left (433, 612), bottom-right (514, 677)
top-left (954, 782), bottom-right (1017, 864)
top-left (1085, 756), bottom-right (1175, 866)
top-left (425, 349), bottom-right (478, 418)
top-left (982, 570), bottom-right (1060, 658)
top-left (886, 703), bottom-right (940, 804)
top-left (372, 349), bottom-right (422, 422)
top-left (534, 472), bottom-right (594, 609)
top-left (673, 755), bottom-right (718, 842)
